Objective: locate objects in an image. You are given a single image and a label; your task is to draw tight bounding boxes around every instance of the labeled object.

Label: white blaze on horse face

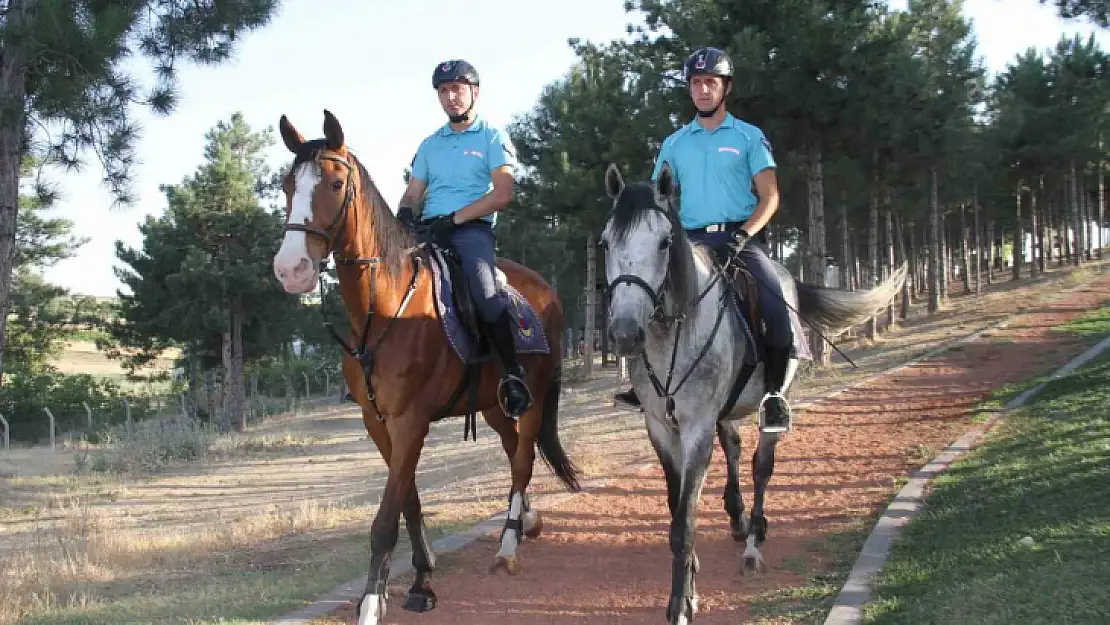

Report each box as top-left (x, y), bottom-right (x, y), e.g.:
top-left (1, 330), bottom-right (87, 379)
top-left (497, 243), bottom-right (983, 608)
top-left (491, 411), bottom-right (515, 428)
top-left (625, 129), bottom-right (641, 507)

top-left (273, 163), bottom-right (321, 294)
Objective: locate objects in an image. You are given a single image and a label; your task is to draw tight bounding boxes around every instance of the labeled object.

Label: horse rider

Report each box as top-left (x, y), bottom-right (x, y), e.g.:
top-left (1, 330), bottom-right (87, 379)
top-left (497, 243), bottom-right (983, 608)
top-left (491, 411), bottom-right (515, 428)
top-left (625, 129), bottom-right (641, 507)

top-left (613, 46), bottom-right (798, 433)
top-left (395, 58), bottom-right (533, 420)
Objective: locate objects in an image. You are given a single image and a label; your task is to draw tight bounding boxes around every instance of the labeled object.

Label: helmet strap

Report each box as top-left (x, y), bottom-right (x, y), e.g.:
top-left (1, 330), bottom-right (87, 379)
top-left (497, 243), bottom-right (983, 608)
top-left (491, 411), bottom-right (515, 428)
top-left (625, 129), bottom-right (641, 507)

top-left (448, 85), bottom-right (477, 124)
top-left (694, 78), bottom-right (729, 118)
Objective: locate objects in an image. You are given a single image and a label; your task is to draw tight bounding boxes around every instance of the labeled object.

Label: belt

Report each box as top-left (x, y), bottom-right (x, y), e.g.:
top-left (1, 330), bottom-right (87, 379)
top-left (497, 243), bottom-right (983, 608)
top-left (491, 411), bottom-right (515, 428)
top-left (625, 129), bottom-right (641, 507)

top-left (689, 222), bottom-right (745, 234)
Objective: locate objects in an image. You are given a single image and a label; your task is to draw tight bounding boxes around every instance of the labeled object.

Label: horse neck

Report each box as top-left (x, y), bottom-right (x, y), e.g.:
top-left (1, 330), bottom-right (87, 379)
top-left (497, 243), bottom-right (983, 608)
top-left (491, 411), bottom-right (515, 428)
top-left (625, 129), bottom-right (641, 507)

top-left (333, 183), bottom-right (416, 323)
top-left (648, 249), bottom-right (724, 354)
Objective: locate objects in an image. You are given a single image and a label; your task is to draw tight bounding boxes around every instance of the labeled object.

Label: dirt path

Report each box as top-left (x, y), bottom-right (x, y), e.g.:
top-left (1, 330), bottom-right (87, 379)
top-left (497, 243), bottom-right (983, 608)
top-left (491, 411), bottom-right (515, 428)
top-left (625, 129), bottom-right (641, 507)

top-left (315, 270), bottom-right (1110, 625)
top-left (2, 264), bottom-right (1107, 624)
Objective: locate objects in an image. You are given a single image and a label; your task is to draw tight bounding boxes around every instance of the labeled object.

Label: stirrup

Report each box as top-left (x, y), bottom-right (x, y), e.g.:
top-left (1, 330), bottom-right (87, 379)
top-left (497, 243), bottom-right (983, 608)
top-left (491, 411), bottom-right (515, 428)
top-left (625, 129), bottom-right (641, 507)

top-left (497, 373), bottom-right (532, 419)
top-left (758, 392), bottom-right (792, 434)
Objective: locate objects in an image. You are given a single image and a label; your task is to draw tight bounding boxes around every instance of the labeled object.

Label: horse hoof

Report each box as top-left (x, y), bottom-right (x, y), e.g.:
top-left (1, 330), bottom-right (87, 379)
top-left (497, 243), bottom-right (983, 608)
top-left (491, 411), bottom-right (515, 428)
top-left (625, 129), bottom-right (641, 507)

top-left (666, 595), bottom-right (697, 624)
top-left (489, 554), bottom-right (522, 575)
top-left (742, 554), bottom-right (765, 575)
top-left (730, 519), bottom-right (746, 542)
top-left (402, 588), bottom-right (437, 613)
top-left (523, 510), bottom-right (543, 538)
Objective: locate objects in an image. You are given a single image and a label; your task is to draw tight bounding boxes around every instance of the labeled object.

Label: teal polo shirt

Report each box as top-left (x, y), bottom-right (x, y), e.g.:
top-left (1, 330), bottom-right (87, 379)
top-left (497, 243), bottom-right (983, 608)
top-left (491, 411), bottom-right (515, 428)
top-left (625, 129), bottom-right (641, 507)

top-left (651, 113), bottom-right (777, 230)
top-left (410, 116), bottom-right (519, 223)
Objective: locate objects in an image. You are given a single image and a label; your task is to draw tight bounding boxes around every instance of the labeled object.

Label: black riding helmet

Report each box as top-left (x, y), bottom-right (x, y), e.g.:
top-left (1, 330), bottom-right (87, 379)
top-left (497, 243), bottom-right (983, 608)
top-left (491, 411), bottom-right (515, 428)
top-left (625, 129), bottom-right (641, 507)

top-left (683, 47), bottom-right (733, 81)
top-left (683, 47), bottom-right (733, 117)
top-left (432, 59), bottom-right (480, 89)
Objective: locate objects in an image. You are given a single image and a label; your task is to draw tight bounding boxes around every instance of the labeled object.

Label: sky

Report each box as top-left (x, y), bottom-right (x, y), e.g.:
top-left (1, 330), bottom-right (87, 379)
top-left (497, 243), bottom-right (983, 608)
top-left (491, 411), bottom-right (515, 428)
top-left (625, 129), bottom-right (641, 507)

top-left (34, 0), bottom-right (1110, 297)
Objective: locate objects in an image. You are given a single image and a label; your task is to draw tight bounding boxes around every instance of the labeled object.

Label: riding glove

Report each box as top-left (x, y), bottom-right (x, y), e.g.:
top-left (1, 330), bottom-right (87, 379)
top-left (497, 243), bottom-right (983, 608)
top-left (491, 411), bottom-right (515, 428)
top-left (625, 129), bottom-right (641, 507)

top-left (397, 205), bottom-right (419, 232)
top-left (726, 229), bottom-right (753, 258)
top-left (425, 213), bottom-right (458, 247)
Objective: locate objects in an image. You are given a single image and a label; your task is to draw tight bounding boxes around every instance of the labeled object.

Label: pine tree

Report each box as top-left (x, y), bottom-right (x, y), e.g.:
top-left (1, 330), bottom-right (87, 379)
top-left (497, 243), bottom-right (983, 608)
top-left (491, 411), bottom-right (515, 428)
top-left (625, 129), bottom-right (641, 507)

top-left (0, 0), bottom-right (280, 384)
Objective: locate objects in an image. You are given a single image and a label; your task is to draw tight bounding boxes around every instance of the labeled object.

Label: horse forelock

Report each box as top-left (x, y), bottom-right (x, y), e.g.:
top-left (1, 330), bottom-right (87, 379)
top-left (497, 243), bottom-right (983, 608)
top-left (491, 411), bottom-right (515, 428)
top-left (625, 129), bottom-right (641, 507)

top-left (285, 141), bottom-right (413, 279)
top-left (608, 182), bottom-right (700, 317)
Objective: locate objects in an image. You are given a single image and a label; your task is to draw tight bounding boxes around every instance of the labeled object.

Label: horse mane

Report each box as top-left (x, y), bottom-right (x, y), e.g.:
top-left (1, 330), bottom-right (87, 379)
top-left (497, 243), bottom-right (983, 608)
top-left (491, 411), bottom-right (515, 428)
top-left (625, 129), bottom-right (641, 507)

top-left (291, 140), bottom-right (413, 280)
top-left (352, 154), bottom-right (414, 280)
top-left (609, 181), bottom-right (701, 318)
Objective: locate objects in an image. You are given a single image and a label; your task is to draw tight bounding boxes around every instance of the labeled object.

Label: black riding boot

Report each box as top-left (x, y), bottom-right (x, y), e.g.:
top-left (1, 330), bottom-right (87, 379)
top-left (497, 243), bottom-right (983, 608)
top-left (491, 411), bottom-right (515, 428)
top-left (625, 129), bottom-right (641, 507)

top-left (487, 310), bottom-right (533, 420)
top-left (615, 387), bottom-right (641, 409)
top-left (761, 346), bottom-right (798, 433)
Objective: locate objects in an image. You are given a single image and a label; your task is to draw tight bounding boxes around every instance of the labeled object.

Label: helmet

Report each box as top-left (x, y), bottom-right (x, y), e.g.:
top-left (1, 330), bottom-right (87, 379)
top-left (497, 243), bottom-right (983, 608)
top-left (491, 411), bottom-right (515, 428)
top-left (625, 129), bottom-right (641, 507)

top-left (683, 47), bottom-right (733, 82)
top-left (432, 59), bottom-right (480, 89)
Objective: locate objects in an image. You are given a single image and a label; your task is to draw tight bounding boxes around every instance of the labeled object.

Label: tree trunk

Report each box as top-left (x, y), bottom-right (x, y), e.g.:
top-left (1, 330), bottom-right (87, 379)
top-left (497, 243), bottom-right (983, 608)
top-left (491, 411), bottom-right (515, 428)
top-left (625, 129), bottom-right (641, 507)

top-left (841, 189), bottom-right (852, 290)
top-left (0, 0), bottom-right (32, 388)
top-left (987, 219), bottom-right (995, 285)
top-left (1099, 141), bottom-right (1106, 259)
top-left (908, 221), bottom-right (917, 303)
top-left (221, 307), bottom-right (234, 432)
top-left (973, 186), bottom-right (982, 295)
top-left (1013, 183), bottom-right (1023, 281)
top-left (232, 298), bottom-right (246, 431)
top-left (896, 213), bottom-right (909, 320)
top-left (929, 165), bottom-right (942, 313)
top-left (866, 179), bottom-right (878, 339)
top-left (1032, 178), bottom-right (1042, 277)
top-left (805, 142), bottom-right (830, 365)
top-left (884, 208), bottom-right (895, 327)
top-left (1070, 160), bottom-right (1082, 267)
top-left (939, 214), bottom-right (949, 302)
top-left (959, 201), bottom-right (972, 294)
top-left (583, 232), bottom-right (597, 379)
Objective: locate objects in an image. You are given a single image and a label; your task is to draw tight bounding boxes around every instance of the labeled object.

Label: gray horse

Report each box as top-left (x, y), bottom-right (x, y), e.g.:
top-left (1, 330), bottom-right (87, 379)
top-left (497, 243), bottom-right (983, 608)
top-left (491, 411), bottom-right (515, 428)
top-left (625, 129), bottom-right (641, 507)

top-left (600, 162), bottom-right (907, 625)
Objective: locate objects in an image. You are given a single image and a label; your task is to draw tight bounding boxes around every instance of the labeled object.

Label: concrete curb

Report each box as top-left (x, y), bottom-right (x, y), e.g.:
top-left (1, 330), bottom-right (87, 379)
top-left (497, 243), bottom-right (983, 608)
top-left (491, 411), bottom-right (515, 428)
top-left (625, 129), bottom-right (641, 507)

top-left (821, 333), bottom-right (1110, 625)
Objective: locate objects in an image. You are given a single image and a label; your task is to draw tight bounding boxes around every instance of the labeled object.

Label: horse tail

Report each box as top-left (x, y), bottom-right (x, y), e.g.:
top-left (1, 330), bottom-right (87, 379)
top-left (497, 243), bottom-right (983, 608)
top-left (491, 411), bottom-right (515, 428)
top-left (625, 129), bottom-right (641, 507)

top-left (795, 262), bottom-right (908, 332)
top-left (536, 359), bottom-right (582, 492)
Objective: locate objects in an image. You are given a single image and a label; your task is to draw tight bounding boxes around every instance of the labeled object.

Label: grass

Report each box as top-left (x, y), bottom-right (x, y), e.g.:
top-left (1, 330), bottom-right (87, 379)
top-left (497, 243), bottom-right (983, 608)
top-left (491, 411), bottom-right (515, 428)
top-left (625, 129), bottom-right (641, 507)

top-left (860, 349), bottom-right (1110, 625)
top-left (747, 519), bottom-right (878, 624)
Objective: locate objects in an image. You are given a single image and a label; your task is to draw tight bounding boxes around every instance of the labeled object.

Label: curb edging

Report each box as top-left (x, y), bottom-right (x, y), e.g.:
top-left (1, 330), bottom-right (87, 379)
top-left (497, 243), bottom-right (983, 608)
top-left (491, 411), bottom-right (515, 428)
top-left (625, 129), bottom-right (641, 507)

top-left (821, 333), bottom-right (1110, 625)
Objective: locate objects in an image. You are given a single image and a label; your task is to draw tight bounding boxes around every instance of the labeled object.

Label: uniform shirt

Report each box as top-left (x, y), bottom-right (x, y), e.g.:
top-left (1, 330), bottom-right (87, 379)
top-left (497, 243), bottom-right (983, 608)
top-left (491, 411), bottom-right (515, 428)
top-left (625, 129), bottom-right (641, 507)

top-left (651, 113), bottom-right (776, 230)
top-left (410, 116), bottom-right (519, 223)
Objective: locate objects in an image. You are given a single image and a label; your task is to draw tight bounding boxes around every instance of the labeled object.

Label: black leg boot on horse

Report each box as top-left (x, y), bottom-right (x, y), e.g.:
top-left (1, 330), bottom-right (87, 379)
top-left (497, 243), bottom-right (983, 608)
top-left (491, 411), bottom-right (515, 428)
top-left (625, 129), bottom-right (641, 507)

top-left (487, 309), bottom-right (534, 420)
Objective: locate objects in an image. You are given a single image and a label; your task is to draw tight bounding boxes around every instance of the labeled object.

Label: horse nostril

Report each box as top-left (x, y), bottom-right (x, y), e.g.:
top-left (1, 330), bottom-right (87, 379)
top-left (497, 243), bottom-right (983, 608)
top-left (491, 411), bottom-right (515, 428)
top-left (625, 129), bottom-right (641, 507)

top-left (293, 257), bottom-right (311, 277)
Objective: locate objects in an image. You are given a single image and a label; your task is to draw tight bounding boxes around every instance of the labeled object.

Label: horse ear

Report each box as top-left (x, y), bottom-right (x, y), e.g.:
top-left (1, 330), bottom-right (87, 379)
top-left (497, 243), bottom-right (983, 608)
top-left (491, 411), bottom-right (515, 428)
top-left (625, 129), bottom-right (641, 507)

top-left (604, 162), bottom-right (624, 199)
top-left (655, 161), bottom-right (676, 201)
top-left (323, 109), bottom-right (344, 150)
top-left (279, 114), bottom-right (305, 154)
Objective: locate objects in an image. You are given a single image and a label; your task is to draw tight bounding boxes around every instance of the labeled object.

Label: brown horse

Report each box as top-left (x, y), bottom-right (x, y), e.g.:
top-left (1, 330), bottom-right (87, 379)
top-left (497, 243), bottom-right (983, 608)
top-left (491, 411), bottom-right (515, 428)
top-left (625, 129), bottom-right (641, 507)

top-left (271, 110), bottom-right (582, 625)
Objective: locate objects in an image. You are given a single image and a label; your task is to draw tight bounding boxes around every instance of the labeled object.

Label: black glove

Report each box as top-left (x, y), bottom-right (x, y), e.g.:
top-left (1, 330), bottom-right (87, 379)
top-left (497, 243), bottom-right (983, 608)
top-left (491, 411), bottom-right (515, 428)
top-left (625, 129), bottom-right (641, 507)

top-left (397, 206), bottom-right (418, 232)
top-left (726, 229), bottom-right (752, 258)
top-left (425, 214), bottom-right (458, 247)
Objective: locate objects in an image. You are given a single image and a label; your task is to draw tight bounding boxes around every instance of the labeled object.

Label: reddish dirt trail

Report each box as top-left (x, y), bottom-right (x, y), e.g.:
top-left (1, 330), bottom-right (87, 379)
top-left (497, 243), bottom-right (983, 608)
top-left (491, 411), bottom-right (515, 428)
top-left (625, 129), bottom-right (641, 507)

top-left (326, 275), bottom-right (1110, 625)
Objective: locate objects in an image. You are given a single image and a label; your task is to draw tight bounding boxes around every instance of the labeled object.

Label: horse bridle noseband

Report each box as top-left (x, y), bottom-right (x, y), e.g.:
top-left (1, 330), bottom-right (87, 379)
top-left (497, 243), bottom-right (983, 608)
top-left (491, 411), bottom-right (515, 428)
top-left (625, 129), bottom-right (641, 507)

top-left (283, 151), bottom-right (357, 262)
top-left (282, 148), bottom-right (421, 422)
top-left (603, 203), bottom-right (732, 423)
top-left (604, 205), bottom-right (677, 325)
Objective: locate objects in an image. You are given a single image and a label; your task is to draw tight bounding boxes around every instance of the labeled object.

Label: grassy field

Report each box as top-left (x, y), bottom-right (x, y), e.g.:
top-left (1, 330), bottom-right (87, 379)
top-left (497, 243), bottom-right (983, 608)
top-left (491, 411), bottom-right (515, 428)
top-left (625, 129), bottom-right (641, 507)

top-left (861, 307), bottom-right (1110, 625)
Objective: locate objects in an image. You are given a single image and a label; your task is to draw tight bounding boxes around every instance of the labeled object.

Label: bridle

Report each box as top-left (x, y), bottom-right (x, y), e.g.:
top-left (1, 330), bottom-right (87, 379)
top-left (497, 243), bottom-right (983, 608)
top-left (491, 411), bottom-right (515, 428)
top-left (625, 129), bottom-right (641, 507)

top-left (604, 204), bottom-right (679, 326)
top-left (282, 151), bottom-right (357, 261)
top-left (603, 201), bottom-right (735, 423)
top-left (281, 148), bottom-right (421, 422)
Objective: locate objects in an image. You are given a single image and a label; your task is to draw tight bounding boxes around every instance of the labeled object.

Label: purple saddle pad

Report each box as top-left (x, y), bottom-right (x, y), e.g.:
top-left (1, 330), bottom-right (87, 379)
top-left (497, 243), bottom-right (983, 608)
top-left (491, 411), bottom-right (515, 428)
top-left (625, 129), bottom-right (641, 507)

top-left (428, 250), bottom-right (550, 364)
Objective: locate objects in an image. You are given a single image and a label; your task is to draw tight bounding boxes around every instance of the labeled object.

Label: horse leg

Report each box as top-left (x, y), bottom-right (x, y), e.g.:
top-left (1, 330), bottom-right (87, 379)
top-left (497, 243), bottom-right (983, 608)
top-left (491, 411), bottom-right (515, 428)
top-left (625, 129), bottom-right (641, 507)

top-left (400, 485), bottom-right (437, 612)
top-left (356, 417), bottom-right (428, 625)
top-left (716, 418), bottom-right (746, 541)
top-left (489, 399), bottom-right (541, 575)
top-left (483, 406), bottom-right (544, 541)
top-left (743, 431), bottom-right (780, 574)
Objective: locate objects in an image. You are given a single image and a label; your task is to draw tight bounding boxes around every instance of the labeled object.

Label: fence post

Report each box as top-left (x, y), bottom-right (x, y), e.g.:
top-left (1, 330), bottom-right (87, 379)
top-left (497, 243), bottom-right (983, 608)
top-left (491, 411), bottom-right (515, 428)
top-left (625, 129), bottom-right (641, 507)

top-left (325, 370), bottom-right (331, 398)
top-left (0, 412), bottom-right (8, 451)
top-left (180, 393), bottom-right (189, 419)
top-left (123, 398), bottom-right (132, 432)
top-left (82, 401), bottom-right (93, 432)
top-left (302, 371), bottom-right (310, 399)
top-left (43, 407), bottom-right (56, 451)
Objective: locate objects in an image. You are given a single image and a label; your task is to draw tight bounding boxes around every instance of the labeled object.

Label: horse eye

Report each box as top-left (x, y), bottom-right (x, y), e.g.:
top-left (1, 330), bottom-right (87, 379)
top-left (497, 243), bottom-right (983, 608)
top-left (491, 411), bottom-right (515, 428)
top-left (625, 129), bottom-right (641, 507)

top-left (659, 237), bottom-right (671, 250)
top-left (331, 179), bottom-right (343, 191)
